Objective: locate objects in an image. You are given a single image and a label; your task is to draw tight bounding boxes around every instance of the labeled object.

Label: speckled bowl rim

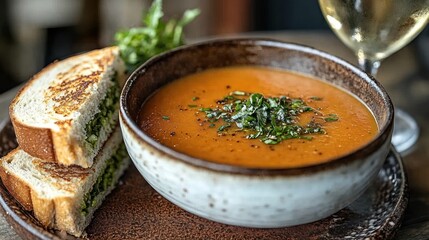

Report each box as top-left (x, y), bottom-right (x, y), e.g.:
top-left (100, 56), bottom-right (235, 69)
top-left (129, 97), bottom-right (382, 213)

top-left (120, 38), bottom-right (394, 175)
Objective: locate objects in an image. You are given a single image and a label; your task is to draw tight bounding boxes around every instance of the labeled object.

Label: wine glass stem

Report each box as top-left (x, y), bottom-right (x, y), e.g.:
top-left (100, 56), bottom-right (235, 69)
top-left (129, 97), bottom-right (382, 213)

top-left (358, 58), bottom-right (381, 76)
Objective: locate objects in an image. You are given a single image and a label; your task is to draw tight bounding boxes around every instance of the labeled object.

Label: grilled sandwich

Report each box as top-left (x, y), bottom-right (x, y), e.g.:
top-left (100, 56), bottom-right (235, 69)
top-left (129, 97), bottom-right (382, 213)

top-left (0, 127), bottom-right (129, 237)
top-left (9, 47), bottom-right (126, 167)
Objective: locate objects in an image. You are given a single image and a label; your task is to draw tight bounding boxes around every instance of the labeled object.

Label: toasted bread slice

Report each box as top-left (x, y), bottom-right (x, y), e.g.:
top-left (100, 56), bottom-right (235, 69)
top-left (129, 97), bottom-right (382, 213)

top-left (0, 127), bottom-right (130, 237)
top-left (10, 47), bottom-right (126, 167)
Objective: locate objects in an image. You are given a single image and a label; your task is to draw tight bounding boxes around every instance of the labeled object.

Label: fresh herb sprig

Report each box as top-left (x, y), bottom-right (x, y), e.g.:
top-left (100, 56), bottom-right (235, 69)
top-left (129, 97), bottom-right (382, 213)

top-left (115, 0), bottom-right (200, 72)
top-left (199, 92), bottom-right (338, 145)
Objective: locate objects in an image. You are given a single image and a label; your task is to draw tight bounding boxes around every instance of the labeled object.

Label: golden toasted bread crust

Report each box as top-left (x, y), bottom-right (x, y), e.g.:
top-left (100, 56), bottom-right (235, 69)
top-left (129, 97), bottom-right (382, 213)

top-left (0, 163), bottom-right (79, 234)
top-left (0, 149), bottom-right (34, 211)
top-left (0, 126), bottom-right (128, 237)
top-left (34, 160), bottom-right (91, 181)
top-left (10, 115), bottom-right (56, 162)
top-left (9, 46), bottom-right (120, 167)
top-left (45, 51), bottom-right (115, 116)
top-left (0, 149), bottom-right (82, 236)
top-left (31, 192), bottom-right (55, 228)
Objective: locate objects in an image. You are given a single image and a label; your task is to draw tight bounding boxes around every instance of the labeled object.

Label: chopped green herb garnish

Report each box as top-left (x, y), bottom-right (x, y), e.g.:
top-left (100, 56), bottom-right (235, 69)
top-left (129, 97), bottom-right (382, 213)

top-left (199, 107), bottom-right (212, 112)
top-left (162, 116), bottom-right (170, 120)
top-left (188, 104), bottom-right (198, 108)
top-left (115, 0), bottom-right (200, 72)
top-left (218, 123), bottom-right (231, 132)
top-left (325, 114), bottom-right (339, 122)
top-left (192, 96), bottom-right (200, 101)
top-left (309, 96), bottom-right (323, 101)
top-left (198, 91), bottom-right (335, 145)
top-left (209, 123), bottom-right (216, 128)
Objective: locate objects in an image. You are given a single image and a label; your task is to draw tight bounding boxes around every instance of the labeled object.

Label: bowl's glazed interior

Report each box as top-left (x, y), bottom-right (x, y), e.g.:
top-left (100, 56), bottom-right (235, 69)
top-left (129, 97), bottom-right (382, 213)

top-left (122, 38), bottom-right (393, 169)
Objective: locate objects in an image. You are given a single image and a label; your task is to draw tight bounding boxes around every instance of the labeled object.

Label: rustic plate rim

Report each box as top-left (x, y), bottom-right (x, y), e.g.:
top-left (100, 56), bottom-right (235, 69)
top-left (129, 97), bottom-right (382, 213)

top-left (0, 119), bottom-right (408, 239)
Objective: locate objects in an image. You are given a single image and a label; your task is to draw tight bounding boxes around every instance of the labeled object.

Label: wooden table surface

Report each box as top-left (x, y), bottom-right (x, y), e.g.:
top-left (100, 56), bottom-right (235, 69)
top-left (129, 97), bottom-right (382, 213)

top-left (0, 31), bottom-right (428, 239)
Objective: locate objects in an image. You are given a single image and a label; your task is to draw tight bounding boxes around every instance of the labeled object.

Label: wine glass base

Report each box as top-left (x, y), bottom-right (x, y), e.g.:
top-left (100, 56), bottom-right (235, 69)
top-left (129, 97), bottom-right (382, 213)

top-left (392, 108), bottom-right (419, 155)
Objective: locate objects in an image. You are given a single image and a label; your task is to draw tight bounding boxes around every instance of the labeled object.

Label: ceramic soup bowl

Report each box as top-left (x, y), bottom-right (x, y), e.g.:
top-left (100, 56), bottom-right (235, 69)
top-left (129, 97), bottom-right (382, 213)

top-left (119, 38), bottom-right (394, 227)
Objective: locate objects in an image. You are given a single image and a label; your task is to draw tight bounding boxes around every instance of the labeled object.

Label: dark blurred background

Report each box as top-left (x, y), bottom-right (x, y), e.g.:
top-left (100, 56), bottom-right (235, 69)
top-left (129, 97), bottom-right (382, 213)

top-left (0, 0), bottom-right (426, 95)
top-left (0, 0), bottom-right (333, 94)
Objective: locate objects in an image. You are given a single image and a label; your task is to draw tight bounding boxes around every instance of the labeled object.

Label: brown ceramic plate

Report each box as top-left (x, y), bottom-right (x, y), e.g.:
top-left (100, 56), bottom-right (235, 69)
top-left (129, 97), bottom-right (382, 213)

top-left (0, 119), bottom-right (407, 240)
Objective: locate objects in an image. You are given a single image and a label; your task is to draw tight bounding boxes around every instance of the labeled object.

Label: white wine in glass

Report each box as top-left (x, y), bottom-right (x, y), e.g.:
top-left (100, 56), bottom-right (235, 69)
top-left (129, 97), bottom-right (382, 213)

top-left (319, 0), bottom-right (429, 153)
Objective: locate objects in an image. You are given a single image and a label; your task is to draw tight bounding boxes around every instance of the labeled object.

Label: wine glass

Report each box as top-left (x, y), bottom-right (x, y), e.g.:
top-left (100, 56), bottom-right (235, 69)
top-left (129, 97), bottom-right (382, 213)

top-left (319, 0), bottom-right (429, 154)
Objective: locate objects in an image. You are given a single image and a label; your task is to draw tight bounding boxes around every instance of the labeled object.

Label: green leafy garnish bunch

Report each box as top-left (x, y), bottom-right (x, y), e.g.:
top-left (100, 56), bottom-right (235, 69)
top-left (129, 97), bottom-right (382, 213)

top-left (199, 92), bottom-right (339, 145)
top-left (115, 0), bottom-right (200, 72)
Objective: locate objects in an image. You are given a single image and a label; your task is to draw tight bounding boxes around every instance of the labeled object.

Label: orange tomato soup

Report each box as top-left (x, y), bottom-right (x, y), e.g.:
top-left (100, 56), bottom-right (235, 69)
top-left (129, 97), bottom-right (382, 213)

top-left (138, 66), bottom-right (378, 168)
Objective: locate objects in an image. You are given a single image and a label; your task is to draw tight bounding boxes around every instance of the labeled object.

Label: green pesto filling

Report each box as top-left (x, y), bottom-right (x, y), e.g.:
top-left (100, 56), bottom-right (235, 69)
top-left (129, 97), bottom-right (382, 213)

top-left (84, 76), bottom-right (120, 150)
top-left (81, 143), bottom-right (127, 216)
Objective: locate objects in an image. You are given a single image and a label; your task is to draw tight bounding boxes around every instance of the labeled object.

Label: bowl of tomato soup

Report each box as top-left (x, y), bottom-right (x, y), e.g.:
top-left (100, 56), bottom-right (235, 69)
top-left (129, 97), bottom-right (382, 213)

top-left (119, 38), bottom-right (393, 227)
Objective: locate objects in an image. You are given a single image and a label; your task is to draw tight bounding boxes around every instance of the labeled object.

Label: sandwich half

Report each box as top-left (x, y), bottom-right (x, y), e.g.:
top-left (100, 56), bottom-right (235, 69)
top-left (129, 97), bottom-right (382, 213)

top-left (0, 127), bottom-right (129, 237)
top-left (10, 47), bottom-right (126, 167)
